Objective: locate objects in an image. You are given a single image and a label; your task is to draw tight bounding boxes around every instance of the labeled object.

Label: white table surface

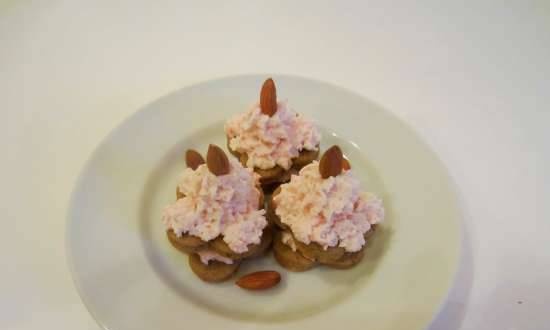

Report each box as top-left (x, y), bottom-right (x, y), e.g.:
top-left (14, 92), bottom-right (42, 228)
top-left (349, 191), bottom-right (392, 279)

top-left (2, 1), bottom-right (549, 329)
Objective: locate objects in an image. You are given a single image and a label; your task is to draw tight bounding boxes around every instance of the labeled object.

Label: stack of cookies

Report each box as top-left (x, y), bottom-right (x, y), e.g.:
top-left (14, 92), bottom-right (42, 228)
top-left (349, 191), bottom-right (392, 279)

top-left (225, 78), bottom-right (320, 190)
top-left (163, 145), bottom-right (272, 282)
top-left (268, 146), bottom-right (383, 272)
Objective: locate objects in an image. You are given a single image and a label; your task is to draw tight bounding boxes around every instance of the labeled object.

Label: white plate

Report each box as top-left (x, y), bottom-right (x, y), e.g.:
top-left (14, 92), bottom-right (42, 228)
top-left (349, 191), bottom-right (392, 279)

top-left (67, 74), bottom-right (461, 330)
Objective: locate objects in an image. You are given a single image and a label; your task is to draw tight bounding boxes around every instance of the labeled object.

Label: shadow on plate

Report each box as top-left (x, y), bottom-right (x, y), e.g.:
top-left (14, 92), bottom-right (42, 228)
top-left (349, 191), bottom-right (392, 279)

top-left (427, 186), bottom-right (474, 330)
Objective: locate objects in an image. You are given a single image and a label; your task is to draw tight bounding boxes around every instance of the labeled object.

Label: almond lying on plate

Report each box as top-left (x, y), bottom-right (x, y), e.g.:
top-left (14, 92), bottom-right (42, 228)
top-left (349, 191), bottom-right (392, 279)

top-left (235, 270), bottom-right (281, 290)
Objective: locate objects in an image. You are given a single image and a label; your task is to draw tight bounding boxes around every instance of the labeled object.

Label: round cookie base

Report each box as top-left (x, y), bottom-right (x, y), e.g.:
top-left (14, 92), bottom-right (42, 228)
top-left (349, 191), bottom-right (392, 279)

top-left (188, 253), bottom-right (240, 282)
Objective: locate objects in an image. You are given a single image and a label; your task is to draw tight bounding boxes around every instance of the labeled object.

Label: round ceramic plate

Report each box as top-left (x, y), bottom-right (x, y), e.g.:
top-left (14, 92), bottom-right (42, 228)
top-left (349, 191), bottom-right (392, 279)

top-left (67, 74), bottom-right (461, 330)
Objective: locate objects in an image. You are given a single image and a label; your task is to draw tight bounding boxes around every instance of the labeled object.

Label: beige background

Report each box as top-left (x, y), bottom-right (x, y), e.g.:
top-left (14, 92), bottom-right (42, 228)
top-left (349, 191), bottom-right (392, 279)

top-left (1, 1), bottom-right (549, 329)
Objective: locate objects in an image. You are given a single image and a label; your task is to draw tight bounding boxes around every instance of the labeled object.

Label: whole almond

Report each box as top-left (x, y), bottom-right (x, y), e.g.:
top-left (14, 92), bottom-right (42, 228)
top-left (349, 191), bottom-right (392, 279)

top-left (206, 144), bottom-right (230, 176)
top-left (260, 78), bottom-right (277, 116)
top-left (185, 149), bottom-right (205, 170)
top-left (342, 158), bottom-right (351, 170)
top-left (319, 145), bottom-right (344, 178)
top-left (236, 270), bottom-right (281, 290)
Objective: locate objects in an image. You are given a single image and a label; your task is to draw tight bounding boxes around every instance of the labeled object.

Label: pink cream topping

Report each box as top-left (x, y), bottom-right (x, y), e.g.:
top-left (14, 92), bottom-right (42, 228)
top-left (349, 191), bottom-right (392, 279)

top-left (225, 100), bottom-right (321, 170)
top-left (196, 250), bottom-right (234, 265)
top-left (281, 231), bottom-right (298, 252)
top-left (162, 159), bottom-right (267, 253)
top-left (274, 162), bottom-right (384, 252)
